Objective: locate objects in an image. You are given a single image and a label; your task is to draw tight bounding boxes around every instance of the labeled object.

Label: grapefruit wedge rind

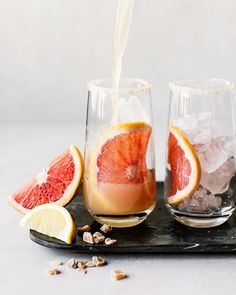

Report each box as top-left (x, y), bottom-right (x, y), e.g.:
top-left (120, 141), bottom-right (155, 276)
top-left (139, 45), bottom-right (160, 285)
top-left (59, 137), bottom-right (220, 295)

top-left (167, 125), bottom-right (201, 205)
top-left (8, 145), bottom-right (83, 214)
top-left (19, 204), bottom-right (76, 244)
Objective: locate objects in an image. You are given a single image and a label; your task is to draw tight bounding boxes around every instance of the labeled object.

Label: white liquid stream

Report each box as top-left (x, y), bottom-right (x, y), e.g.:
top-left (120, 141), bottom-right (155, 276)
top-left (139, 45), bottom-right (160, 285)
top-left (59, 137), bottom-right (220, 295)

top-left (111, 0), bottom-right (134, 124)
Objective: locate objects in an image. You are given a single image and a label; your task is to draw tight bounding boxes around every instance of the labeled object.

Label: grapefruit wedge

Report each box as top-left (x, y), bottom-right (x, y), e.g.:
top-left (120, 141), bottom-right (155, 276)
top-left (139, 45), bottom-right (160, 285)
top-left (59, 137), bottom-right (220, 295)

top-left (167, 125), bottom-right (201, 205)
top-left (8, 145), bottom-right (83, 214)
top-left (90, 122), bottom-right (152, 184)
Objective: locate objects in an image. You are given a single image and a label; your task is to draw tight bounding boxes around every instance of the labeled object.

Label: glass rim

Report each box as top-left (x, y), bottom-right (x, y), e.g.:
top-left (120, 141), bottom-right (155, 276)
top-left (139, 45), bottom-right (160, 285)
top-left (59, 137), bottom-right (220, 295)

top-left (87, 78), bottom-right (152, 94)
top-left (169, 78), bottom-right (234, 96)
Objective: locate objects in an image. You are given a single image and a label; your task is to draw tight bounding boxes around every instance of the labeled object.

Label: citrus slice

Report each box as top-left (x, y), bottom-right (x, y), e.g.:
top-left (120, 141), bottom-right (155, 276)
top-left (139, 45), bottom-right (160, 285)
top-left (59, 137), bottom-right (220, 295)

top-left (8, 145), bottom-right (83, 214)
top-left (90, 122), bottom-right (152, 184)
top-left (167, 125), bottom-right (201, 205)
top-left (86, 122), bottom-right (155, 215)
top-left (19, 204), bottom-right (76, 244)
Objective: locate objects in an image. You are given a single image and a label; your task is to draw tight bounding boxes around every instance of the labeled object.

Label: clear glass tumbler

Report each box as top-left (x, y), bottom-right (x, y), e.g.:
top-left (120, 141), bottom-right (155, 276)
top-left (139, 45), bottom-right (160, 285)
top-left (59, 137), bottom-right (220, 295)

top-left (83, 79), bottom-right (156, 227)
top-left (165, 79), bottom-right (236, 228)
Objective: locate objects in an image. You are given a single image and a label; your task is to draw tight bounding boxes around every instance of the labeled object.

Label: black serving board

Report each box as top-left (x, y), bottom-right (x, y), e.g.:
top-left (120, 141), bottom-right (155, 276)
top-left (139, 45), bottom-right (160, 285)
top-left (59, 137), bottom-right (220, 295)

top-left (30, 182), bottom-right (236, 253)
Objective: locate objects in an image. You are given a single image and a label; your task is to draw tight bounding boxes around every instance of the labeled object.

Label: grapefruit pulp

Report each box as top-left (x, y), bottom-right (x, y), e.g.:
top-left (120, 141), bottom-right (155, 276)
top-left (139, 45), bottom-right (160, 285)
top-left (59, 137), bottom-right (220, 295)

top-left (8, 145), bottom-right (83, 214)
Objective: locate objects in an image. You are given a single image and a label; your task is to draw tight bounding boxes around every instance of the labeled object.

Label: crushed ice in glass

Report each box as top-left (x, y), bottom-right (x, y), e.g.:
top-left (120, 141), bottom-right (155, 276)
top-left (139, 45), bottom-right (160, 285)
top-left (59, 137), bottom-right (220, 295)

top-left (178, 186), bottom-right (222, 213)
top-left (173, 111), bottom-right (235, 212)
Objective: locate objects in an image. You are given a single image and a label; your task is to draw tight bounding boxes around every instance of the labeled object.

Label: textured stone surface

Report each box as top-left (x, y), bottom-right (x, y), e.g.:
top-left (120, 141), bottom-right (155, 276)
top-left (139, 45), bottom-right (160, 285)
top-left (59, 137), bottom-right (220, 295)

top-left (30, 183), bottom-right (236, 253)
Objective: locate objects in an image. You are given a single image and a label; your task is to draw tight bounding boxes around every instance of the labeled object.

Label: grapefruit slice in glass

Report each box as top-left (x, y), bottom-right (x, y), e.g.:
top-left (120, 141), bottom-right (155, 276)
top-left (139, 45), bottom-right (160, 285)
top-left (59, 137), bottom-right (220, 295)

top-left (90, 122), bottom-right (152, 184)
top-left (167, 125), bottom-right (201, 205)
top-left (87, 122), bottom-right (155, 214)
top-left (8, 145), bottom-right (83, 214)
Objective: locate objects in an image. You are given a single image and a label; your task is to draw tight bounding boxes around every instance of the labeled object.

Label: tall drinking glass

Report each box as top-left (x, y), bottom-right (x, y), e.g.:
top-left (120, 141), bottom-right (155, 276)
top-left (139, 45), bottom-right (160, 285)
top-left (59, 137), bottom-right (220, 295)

top-left (165, 79), bottom-right (236, 228)
top-left (83, 79), bottom-right (156, 228)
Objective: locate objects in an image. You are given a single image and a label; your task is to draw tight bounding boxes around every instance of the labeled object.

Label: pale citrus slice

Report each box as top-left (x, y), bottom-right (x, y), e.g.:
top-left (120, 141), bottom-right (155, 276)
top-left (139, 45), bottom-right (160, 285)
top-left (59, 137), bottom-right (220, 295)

top-left (167, 125), bottom-right (201, 205)
top-left (19, 204), bottom-right (76, 244)
top-left (90, 122), bottom-right (152, 184)
top-left (8, 145), bottom-right (83, 214)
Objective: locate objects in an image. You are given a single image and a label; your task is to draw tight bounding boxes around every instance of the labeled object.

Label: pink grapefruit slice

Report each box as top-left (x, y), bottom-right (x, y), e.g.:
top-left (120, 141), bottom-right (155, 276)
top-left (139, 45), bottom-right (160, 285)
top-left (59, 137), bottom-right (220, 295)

top-left (90, 122), bottom-right (152, 184)
top-left (85, 122), bottom-right (156, 216)
top-left (167, 125), bottom-right (201, 205)
top-left (8, 145), bottom-right (83, 214)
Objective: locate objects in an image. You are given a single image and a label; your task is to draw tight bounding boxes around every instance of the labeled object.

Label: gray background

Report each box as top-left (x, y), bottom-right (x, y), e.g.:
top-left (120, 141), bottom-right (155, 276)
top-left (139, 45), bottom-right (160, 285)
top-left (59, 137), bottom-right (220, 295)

top-left (1, 0), bottom-right (236, 179)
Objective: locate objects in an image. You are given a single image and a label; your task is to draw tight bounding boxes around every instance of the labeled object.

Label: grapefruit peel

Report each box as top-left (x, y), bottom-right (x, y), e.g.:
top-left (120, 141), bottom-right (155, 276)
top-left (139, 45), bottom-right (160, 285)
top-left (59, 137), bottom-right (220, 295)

top-left (167, 125), bottom-right (201, 205)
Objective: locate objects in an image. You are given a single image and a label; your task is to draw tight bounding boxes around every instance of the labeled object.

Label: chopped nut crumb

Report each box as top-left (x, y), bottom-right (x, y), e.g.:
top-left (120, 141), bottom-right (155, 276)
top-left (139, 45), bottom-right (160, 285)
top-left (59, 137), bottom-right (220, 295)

top-left (105, 238), bottom-right (117, 246)
top-left (50, 260), bottom-right (63, 268)
top-left (67, 258), bottom-right (78, 269)
top-left (111, 269), bottom-right (127, 281)
top-left (100, 224), bottom-right (113, 234)
top-left (93, 232), bottom-right (105, 243)
top-left (92, 256), bottom-right (106, 267)
top-left (80, 260), bottom-right (88, 266)
top-left (77, 261), bottom-right (87, 269)
top-left (77, 225), bottom-right (91, 234)
top-left (83, 232), bottom-right (94, 244)
top-left (77, 268), bottom-right (87, 275)
top-left (48, 269), bottom-right (61, 276)
top-left (85, 261), bottom-right (96, 267)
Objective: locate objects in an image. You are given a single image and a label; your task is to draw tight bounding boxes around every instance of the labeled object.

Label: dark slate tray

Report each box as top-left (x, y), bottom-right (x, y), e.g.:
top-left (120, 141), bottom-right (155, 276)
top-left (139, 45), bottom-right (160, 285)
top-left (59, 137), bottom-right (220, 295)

top-left (30, 182), bottom-right (236, 253)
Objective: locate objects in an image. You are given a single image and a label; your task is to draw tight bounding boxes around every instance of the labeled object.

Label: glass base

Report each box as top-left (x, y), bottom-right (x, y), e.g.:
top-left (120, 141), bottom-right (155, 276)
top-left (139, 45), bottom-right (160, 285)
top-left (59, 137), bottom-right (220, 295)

top-left (92, 205), bottom-right (155, 228)
top-left (167, 205), bottom-right (235, 228)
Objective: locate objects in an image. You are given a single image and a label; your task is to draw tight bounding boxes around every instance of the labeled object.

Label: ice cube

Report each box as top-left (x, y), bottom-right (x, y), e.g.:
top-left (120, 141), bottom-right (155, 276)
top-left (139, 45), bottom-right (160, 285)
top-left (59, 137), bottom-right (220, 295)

top-left (195, 136), bottom-right (234, 173)
top-left (173, 111), bottom-right (235, 203)
top-left (174, 111), bottom-right (235, 173)
top-left (118, 96), bottom-right (149, 123)
top-left (200, 158), bottom-right (235, 194)
top-left (173, 111), bottom-right (220, 144)
top-left (178, 186), bottom-right (222, 213)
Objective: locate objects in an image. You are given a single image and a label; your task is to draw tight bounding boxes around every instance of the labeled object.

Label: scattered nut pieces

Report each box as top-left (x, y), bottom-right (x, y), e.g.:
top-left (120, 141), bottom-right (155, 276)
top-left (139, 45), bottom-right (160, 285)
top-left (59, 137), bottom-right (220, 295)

top-left (111, 269), bottom-right (127, 281)
top-left (83, 232), bottom-right (94, 244)
top-left (93, 232), bottom-right (105, 243)
top-left (50, 261), bottom-right (63, 268)
top-left (80, 260), bottom-right (88, 266)
top-left (100, 224), bottom-right (113, 234)
top-left (48, 269), bottom-right (61, 276)
top-left (77, 261), bottom-right (87, 269)
top-left (77, 225), bottom-right (91, 234)
top-left (105, 238), bottom-right (117, 246)
top-left (67, 258), bottom-right (78, 269)
top-left (47, 256), bottom-right (122, 277)
top-left (85, 261), bottom-right (96, 267)
top-left (92, 256), bottom-right (106, 267)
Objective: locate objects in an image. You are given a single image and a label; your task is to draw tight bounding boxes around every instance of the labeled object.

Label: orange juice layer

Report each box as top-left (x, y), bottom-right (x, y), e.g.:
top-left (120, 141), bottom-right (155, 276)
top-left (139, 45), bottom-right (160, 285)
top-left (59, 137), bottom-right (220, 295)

top-left (83, 174), bottom-right (156, 215)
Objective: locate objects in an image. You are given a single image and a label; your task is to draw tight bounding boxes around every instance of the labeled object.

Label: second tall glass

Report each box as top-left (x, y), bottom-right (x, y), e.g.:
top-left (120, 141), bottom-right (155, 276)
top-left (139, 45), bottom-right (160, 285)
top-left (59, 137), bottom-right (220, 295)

top-left (165, 79), bottom-right (236, 228)
top-left (83, 79), bottom-right (156, 227)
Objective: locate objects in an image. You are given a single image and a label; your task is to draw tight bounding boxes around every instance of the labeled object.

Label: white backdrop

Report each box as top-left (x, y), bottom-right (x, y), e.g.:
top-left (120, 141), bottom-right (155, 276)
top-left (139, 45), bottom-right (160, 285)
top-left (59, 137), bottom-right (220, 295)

top-left (1, 0), bottom-right (236, 178)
